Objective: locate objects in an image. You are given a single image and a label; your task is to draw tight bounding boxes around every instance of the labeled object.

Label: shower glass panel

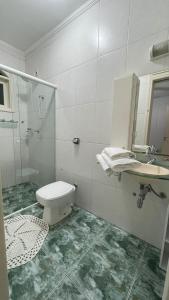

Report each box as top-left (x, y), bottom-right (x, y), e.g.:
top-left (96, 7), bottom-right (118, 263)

top-left (1, 72), bottom-right (55, 216)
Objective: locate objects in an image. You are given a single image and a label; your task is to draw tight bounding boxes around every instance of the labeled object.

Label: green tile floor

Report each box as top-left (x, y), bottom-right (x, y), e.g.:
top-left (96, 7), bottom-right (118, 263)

top-left (8, 204), bottom-right (166, 300)
top-left (2, 182), bottom-right (38, 216)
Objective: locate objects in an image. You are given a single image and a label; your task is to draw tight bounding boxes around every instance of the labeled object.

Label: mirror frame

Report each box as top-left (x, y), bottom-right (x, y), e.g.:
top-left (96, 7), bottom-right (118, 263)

top-left (134, 70), bottom-right (169, 156)
top-left (147, 71), bottom-right (169, 149)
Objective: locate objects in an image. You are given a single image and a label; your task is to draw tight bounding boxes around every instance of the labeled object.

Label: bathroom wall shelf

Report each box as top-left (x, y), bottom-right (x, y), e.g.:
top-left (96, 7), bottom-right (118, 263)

top-left (0, 119), bottom-right (18, 128)
top-left (160, 206), bottom-right (169, 270)
top-left (16, 168), bottom-right (39, 177)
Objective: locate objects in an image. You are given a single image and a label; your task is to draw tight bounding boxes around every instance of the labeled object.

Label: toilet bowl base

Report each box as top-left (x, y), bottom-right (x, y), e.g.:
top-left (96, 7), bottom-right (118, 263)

top-left (43, 204), bottom-right (73, 225)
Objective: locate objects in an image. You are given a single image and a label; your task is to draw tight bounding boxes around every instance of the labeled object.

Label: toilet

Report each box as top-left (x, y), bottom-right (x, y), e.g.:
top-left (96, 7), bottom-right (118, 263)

top-left (36, 181), bottom-right (76, 225)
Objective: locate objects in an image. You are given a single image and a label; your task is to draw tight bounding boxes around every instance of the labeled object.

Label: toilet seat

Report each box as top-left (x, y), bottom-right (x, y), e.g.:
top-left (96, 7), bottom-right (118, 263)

top-left (36, 181), bottom-right (75, 206)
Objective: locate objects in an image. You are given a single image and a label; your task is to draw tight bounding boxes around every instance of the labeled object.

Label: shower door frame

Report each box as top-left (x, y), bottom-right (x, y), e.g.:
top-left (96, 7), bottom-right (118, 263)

top-left (0, 64), bottom-right (57, 89)
top-left (0, 171), bottom-right (9, 300)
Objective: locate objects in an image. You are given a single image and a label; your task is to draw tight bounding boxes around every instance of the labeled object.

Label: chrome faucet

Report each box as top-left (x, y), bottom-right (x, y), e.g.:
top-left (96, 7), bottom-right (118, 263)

top-left (146, 145), bottom-right (157, 164)
top-left (147, 158), bottom-right (156, 164)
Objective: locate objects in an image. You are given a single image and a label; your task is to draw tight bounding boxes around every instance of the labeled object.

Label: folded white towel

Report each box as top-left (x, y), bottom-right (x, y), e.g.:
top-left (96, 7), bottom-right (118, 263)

top-left (103, 147), bottom-right (135, 159)
top-left (102, 153), bottom-right (141, 173)
top-left (96, 154), bottom-right (113, 176)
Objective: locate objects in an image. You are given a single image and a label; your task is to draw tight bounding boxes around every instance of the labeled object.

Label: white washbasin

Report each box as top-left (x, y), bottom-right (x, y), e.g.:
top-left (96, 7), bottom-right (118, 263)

top-left (128, 163), bottom-right (169, 179)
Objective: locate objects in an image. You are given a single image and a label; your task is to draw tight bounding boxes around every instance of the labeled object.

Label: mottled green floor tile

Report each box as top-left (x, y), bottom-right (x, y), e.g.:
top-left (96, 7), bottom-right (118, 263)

top-left (73, 209), bottom-right (109, 235)
top-left (48, 276), bottom-right (90, 300)
top-left (43, 218), bottom-right (98, 268)
top-left (69, 238), bottom-right (137, 300)
top-left (6, 203), bottom-right (44, 220)
top-left (103, 225), bottom-right (146, 260)
top-left (42, 208), bottom-right (108, 269)
top-left (7, 206), bottom-right (166, 300)
top-left (20, 203), bottom-right (43, 218)
top-left (3, 182), bottom-right (38, 216)
top-left (129, 246), bottom-right (165, 300)
top-left (9, 249), bottom-right (66, 300)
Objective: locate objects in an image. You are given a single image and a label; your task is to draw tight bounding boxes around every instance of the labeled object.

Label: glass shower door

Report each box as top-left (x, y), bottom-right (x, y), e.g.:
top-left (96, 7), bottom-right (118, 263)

top-left (15, 75), bottom-right (38, 210)
top-left (18, 77), bottom-right (55, 206)
top-left (1, 72), bottom-right (55, 216)
top-left (1, 72), bottom-right (22, 216)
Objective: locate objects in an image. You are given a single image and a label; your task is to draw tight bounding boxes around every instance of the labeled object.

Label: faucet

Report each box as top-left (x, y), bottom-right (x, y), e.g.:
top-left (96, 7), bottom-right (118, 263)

top-left (146, 145), bottom-right (156, 164)
top-left (147, 158), bottom-right (156, 164)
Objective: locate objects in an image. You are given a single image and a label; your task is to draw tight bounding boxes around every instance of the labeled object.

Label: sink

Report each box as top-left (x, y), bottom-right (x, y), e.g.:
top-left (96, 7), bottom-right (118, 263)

top-left (127, 163), bottom-right (169, 180)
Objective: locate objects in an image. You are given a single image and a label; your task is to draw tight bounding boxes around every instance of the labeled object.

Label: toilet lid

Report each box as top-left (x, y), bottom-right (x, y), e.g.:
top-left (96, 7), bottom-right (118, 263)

top-left (36, 181), bottom-right (75, 201)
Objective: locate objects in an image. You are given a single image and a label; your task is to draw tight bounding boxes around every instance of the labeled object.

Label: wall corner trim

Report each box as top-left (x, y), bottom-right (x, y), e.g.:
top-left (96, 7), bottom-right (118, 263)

top-left (25, 0), bottom-right (99, 56)
top-left (0, 40), bottom-right (25, 61)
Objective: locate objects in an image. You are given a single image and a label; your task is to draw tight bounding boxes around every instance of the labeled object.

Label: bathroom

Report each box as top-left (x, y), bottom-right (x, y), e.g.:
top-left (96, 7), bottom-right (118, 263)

top-left (1, 0), bottom-right (169, 299)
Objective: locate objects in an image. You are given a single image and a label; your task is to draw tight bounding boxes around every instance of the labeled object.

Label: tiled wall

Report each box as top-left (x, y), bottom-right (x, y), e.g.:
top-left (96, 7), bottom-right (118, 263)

top-left (0, 40), bottom-right (25, 71)
top-left (26, 0), bottom-right (169, 248)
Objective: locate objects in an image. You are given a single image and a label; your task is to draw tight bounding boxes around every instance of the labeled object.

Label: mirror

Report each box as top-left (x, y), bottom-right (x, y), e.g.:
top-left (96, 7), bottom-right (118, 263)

top-left (0, 83), bottom-right (4, 105)
top-left (133, 71), bottom-right (169, 156)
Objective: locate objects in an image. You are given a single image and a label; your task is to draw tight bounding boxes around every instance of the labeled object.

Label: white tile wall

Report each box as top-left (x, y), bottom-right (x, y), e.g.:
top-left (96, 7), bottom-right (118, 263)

top-left (74, 60), bottom-right (97, 105)
top-left (94, 101), bottom-right (113, 144)
top-left (72, 142), bottom-right (94, 179)
top-left (99, 0), bottom-right (130, 54)
top-left (129, 0), bottom-right (169, 43)
top-left (55, 140), bottom-right (74, 174)
top-left (55, 71), bottom-right (76, 109)
top-left (56, 107), bottom-right (75, 141)
top-left (97, 48), bottom-right (127, 102)
top-left (26, 0), bottom-right (169, 248)
top-left (74, 103), bottom-right (96, 142)
top-left (0, 40), bottom-right (25, 71)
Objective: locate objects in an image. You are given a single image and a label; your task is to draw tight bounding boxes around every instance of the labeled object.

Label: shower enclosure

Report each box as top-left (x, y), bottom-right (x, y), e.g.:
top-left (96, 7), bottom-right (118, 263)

top-left (0, 67), bottom-right (56, 216)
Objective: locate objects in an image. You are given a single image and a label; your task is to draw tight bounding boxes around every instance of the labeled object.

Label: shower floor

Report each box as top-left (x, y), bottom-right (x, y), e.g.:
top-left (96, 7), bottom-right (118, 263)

top-left (8, 204), bottom-right (165, 300)
top-left (2, 182), bottom-right (38, 216)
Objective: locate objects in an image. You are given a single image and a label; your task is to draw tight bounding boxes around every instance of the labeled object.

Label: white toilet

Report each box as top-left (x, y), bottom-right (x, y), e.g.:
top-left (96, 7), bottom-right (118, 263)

top-left (36, 181), bottom-right (76, 225)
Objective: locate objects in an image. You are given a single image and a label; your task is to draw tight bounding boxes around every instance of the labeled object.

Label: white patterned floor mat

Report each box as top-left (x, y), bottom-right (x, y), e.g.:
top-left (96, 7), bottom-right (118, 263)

top-left (5, 215), bottom-right (49, 269)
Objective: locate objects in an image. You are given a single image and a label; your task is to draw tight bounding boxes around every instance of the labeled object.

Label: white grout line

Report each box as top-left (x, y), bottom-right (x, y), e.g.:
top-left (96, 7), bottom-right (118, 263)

top-left (4, 203), bottom-right (38, 220)
top-left (125, 0), bottom-right (132, 73)
top-left (65, 224), bottom-right (112, 300)
top-left (46, 222), bottom-right (111, 300)
top-left (126, 244), bottom-right (148, 300)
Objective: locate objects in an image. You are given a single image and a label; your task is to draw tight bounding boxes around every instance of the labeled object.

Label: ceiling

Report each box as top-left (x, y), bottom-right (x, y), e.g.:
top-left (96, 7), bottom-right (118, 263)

top-left (0, 0), bottom-right (88, 51)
